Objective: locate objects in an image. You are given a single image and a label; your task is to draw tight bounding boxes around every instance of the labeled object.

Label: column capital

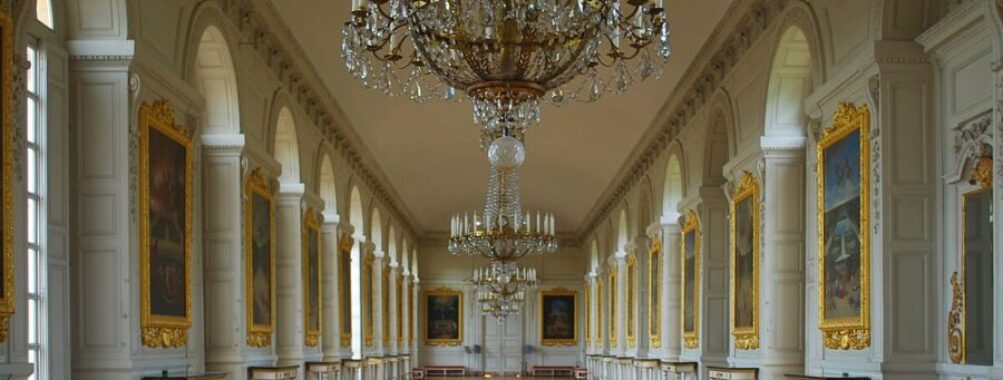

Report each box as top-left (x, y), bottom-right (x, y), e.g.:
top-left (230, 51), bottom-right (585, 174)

top-left (277, 182), bottom-right (306, 197)
top-left (322, 212), bottom-right (341, 226)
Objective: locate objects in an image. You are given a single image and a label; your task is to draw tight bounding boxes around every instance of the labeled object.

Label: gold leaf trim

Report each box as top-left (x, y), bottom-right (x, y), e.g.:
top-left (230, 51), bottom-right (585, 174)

top-left (969, 156), bottom-right (993, 189)
top-left (245, 168), bottom-right (276, 348)
top-left (247, 331), bottom-right (272, 348)
top-left (822, 329), bottom-right (870, 350)
top-left (947, 272), bottom-right (964, 364)
top-left (540, 287), bottom-right (578, 347)
top-left (730, 171), bottom-right (759, 351)
top-left (734, 335), bottom-right (759, 350)
top-left (681, 210), bottom-right (701, 350)
top-left (142, 327), bottom-right (189, 348)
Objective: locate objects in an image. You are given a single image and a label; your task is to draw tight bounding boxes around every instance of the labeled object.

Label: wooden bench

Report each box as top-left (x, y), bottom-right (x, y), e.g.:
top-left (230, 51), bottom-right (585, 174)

top-left (412, 368), bottom-right (426, 379)
top-left (707, 367), bottom-right (757, 380)
top-left (574, 367), bottom-right (588, 380)
top-left (423, 366), bottom-right (466, 377)
top-left (532, 366), bottom-right (575, 377)
top-left (248, 366), bottom-right (299, 380)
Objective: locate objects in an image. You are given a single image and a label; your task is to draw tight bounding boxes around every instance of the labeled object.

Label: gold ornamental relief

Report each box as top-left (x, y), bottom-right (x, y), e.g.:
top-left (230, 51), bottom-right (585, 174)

top-left (247, 331), bottom-right (271, 348)
top-left (683, 336), bottom-right (698, 349)
top-left (734, 335), bottom-right (759, 350)
top-left (947, 272), bottom-right (964, 364)
top-left (822, 329), bottom-right (870, 351)
top-left (142, 327), bottom-right (189, 348)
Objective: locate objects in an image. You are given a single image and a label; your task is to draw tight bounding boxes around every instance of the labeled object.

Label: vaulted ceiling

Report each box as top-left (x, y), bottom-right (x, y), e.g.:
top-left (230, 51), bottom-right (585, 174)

top-left (270, 0), bottom-right (737, 235)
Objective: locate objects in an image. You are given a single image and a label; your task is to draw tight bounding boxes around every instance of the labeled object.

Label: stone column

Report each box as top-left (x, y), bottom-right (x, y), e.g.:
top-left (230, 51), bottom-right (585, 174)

top-left (755, 139), bottom-right (806, 378)
top-left (632, 235), bottom-right (652, 359)
top-left (401, 275), bottom-right (411, 356)
top-left (608, 254), bottom-right (627, 380)
top-left (322, 213), bottom-right (343, 361)
top-left (275, 183), bottom-right (306, 372)
top-left (369, 250), bottom-right (385, 380)
top-left (659, 220), bottom-right (682, 362)
top-left (411, 277), bottom-right (421, 366)
top-left (388, 263), bottom-right (399, 357)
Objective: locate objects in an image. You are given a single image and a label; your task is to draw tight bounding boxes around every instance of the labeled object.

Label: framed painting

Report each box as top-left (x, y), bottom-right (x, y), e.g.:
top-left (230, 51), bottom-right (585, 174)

top-left (424, 288), bottom-right (462, 346)
top-left (409, 283), bottom-right (415, 344)
top-left (681, 210), bottom-right (700, 349)
top-left (584, 282), bottom-right (591, 346)
top-left (596, 277), bottom-right (604, 346)
top-left (948, 169), bottom-right (994, 365)
top-left (363, 251), bottom-right (374, 346)
top-left (540, 288), bottom-right (577, 346)
top-left (339, 233), bottom-right (353, 346)
top-left (608, 269), bottom-right (617, 348)
top-left (245, 170), bottom-right (275, 347)
top-left (648, 237), bottom-right (662, 348)
top-left (303, 210), bottom-right (322, 347)
top-left (0, 6), bottom-right (13, 342)
top-left (816, 102), bottom-right (871, 350)
top-left (139, 100), bottom-right (192, 348)
top-left (626, 254), bottom-right (637, 347)
top-left (382, 263), bottom-right (390, 345)
top-left (730, 171), bottom-right (759, 350)
top-left (397, 274), bottom-right (404, 344)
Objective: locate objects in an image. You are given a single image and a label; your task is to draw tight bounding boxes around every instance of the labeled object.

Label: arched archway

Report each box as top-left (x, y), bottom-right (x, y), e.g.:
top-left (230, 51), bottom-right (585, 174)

top-left (349, 186), bottom-right (364, 357)
top-left (192, 26), bottom-right (241, 135)
top-left (274, 108), bottom-right (300, 183)
top-left (616, 208), bottom-right (629, 255)
top-left (662, 153), bottom-right (684, 221)
top-left (319, 156), bottom-right (338, 219)
top-left (764, 26), bottom-right (813, 138)
top-left (370, 207), bottom-right (383, 254)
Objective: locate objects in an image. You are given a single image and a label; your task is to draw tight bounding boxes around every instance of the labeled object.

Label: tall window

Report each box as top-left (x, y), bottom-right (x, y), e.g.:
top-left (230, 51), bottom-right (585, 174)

top-left (26, 42), bottom-right (47, 380)
top-left (35, 0), bottom-right (53, 29)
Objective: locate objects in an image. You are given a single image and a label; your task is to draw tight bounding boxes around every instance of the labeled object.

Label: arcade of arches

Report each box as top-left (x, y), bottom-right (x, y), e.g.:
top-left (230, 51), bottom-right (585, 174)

top-left (0, 1), bottom-right (1001, 380)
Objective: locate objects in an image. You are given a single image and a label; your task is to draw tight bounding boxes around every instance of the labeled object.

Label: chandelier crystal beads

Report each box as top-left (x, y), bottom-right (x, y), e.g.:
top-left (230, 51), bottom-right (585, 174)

top-left (473, 261), bottom-right (538, 319)
top-left (449, 135), bottom-right (558, 260)
top-left (343, 0), bottom-right (672, 133)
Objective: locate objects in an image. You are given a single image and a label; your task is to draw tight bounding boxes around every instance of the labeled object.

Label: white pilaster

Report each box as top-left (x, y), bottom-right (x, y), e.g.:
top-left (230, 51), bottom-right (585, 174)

top-left (322, 214), bottom-right (342, 361)
top-left (387, 264), bottom-right (399, 356)
top-left (275, 183), bottom-right (306, 371)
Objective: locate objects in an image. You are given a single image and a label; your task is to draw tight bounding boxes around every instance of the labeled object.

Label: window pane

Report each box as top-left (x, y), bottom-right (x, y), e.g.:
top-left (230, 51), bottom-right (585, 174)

top-left (28, 298), bottom-right (37, 344)
top-left (27, 148), bottom-right (37, 194)
top-left (26, 47), bottom-right (36, 93)
top-left (27, 349), bottom-right (37, 380)
top-left (27, 248), bottom-right (36, 294)
top-left (27, 198), bottom-right (37, 244)
top-left (36, 0), bottom-right (53, 29)
top-left (27, 99), bottom-right (37, 144)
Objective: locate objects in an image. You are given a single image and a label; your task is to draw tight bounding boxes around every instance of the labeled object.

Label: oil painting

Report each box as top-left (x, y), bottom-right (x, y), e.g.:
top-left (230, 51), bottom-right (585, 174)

top-left (540, 288), bottom-right (577, 346)
top-left (816, 102), bottom-right (870, 350)
top-left (425, 288), bottom-right (462, 346)
top-left (608, 269), bottom-right (617, 347)
top-left (730, 172), bottom-right (759, 349)
top-left (139, 100), bottom-right (192, 348)
top-left (681, 211), bottom-right (700, 349)
top-left (626, 255), bottom-right (636, 347)
top-left (303, 210), bottom-right (321, 347)
top-left (339, 233), bottom-right (353, 346)
top-left (649, 238), bottom-right (662, 348)
top-left (245, 170), bottom-right (274, 347)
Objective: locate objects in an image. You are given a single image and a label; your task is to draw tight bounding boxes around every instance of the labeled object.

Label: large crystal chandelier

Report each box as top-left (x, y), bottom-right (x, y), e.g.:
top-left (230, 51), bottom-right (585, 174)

top-left (342, 0), bottom-right (671, 133)
top-left (449, 132), bottom-right (558, 260)
top-left (473, 261), bottom-right (538, 319)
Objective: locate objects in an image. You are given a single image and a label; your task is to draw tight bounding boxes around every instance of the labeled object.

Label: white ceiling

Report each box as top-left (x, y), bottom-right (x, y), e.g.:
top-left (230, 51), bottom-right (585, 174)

top-left (271, 0), bottom-right (736, 235)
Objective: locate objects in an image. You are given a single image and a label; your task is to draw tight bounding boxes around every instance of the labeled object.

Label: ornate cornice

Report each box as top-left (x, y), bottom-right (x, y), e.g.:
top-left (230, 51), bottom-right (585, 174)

top-left (579, 0), bottom-right (793, 241)
top-left (214, 0), bottom-right (419, 238)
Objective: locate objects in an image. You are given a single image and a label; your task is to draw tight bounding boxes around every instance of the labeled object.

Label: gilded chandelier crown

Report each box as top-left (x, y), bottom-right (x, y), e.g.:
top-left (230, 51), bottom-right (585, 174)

top-left (343, 0), bottom-right (671, 133)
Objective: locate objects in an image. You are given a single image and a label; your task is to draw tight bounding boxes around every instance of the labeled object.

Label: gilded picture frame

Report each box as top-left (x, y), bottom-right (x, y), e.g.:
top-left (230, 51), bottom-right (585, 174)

top-left (584, 282), bottom-right (591, 346)
top-left (540, 288), bottom-right (578, 347)
top-left (681, 210), bottom-right (700, 349)
top-left (608, 269), bottom-right (617, 348)
top-left (596, 277), bottom-right (604, 346)
top-left (949, 169), bottom-right (994, 365)
top-left (409, 284), bottom-right (415, 344)
top-left (303, 209), bottom-right (322, 347)
top-left (363, 251), bottom-right (374, 346)
top-left (626, 254), bottom-right (637, 347)
top-left (648, 237), bottom-right (662, 348)
top-left (138, 100), bottom-right (193, 348)
top-left (339, 233), bottom-right (353, 347)
top-left (382, 262), bottom-right (390, 346)
top-left (424, 288), bottom-right (463, 346)
top-left (0, 6), bottom-right (14, 343)
top-left (730, 171), bottom-right (760, 350)
top-left (816, 102), bottom-right (871, 350)
top-left (245, 169), bottom-right (275, 347)
top-left (397, 273), bottom-right (404, 344)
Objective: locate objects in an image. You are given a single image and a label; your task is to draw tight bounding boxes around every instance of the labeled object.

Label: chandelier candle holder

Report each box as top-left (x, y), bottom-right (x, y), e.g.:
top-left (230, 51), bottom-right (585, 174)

top-left (472, 261), bottom-right (538, 319)
top-left (343, 0), bottom-right (672, 134)
top-left (448, 133), bottom-right (558, 260)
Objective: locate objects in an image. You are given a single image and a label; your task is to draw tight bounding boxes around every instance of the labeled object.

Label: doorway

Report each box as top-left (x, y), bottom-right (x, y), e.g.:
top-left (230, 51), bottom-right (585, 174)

top-left (482, 313), bottom-right (525, 376)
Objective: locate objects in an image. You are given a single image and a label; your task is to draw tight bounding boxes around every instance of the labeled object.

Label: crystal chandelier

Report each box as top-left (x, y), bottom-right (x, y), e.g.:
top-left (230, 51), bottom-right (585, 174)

top-left (342, 0), bottom-right (672, 133)
top-left (449, 133), bottom-right (558, 260)
top-left (473, 261), bottom-right (538, 319)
